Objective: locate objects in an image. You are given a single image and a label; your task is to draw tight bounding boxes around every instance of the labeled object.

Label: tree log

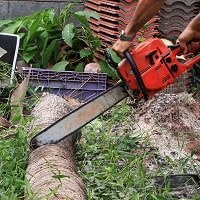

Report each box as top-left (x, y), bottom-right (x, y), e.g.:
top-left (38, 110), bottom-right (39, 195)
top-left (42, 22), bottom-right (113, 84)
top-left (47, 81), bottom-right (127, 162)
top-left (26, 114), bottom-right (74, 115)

top-left (26, 93), bottom-right (87, 200)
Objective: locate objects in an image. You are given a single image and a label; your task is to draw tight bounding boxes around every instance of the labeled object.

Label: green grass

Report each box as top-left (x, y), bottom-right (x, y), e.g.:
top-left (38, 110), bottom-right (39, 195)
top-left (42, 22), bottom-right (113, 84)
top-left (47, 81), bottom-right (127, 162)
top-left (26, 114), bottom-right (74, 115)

top-left (0, 121), bottom-right (29, 199)
top-left (76, 102), bottom-right (153, 199)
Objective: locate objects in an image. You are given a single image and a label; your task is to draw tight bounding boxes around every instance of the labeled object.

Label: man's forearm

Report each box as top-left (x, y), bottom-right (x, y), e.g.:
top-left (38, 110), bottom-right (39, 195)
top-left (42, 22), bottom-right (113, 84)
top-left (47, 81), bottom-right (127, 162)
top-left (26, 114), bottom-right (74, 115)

top-left (189, 13), bottom-right (200, 33)
top-left (124, 0), bottom-right (165, 38)
top-left (177, 13), bottom-right (200, 54)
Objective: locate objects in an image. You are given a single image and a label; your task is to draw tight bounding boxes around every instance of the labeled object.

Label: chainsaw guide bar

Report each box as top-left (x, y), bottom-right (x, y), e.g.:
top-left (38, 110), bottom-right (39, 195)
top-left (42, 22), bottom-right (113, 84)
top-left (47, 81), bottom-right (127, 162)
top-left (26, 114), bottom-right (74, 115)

top-left (30, 82), bottom-right (128, 149)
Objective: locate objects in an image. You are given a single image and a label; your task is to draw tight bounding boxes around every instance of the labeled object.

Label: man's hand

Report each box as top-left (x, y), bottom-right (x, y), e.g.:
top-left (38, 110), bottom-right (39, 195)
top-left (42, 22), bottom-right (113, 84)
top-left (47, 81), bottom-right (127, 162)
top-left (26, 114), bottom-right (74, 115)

top-left (178, 30), bottom-right (200, 55)
top-left (177, 14), bottom-right (200, 55)
top-left (112, 39), bottom-right (133, 58)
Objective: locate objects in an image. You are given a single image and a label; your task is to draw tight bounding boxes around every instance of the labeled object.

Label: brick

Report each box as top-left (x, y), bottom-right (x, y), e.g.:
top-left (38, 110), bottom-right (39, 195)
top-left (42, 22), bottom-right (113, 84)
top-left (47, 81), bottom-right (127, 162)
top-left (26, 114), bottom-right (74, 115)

top-left (0, 0), bottom-right (84, 19)
top-left (0, 2), bottom-right (9, 18)
top-left (9, 1), bottom-right (60, 18)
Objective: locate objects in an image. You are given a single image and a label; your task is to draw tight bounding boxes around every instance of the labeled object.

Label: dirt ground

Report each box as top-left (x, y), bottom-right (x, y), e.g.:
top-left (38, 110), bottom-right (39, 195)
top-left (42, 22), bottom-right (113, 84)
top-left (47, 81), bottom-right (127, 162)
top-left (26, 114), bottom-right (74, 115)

top-left (133, 92), bottom-right (200, 162)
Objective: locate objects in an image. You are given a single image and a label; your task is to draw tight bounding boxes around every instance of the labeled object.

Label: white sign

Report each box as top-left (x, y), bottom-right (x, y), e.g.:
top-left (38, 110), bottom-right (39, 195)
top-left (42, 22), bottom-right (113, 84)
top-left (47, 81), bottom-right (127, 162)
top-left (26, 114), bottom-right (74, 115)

top-left (0, 33), bottom-right (20, 81)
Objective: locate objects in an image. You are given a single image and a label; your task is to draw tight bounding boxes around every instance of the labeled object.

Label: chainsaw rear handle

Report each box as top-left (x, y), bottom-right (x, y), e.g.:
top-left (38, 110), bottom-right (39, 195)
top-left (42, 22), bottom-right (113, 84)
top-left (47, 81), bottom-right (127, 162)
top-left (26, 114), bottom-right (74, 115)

top-left (168, 42), bottom-right (200, 69)
top-left (169, 41), bottom-right (200, 56)
top-left (124, 50), bottom-right (149, 101)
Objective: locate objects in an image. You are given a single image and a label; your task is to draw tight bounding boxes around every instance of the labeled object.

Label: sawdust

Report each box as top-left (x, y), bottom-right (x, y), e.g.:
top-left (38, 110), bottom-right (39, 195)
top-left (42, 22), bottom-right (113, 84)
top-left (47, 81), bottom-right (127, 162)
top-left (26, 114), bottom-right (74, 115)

top-left (132, 92), bottom-right (200, 167)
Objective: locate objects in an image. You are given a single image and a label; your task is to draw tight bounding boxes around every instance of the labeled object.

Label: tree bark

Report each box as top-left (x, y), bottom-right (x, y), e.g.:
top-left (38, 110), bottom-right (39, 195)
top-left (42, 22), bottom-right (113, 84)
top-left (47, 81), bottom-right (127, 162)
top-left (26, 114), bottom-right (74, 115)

top-left (26, 93), bottom-right (87, 200)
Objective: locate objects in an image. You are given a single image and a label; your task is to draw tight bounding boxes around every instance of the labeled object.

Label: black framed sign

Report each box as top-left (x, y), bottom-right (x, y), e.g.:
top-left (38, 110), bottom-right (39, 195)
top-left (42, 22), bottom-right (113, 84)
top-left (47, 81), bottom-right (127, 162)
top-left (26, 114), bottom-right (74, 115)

top-left (0, 33), bottom-right (20, 80)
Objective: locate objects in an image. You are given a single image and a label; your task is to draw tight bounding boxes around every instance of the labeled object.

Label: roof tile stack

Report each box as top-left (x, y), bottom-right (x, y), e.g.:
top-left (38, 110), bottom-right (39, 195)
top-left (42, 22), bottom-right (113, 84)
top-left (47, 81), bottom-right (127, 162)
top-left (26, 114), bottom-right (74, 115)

top-left (84, 0), bottom-right (159, 59)
top-left (157, 0), bottom-right (200, 40)
top-left (85, 0), bottom-right (200, 59)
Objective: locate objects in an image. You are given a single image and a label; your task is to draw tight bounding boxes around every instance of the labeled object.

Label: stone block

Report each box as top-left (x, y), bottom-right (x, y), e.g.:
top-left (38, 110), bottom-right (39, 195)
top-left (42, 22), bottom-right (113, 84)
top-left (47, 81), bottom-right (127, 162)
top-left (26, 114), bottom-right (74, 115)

top-left (9, 1), bottom-right (60, 18)
top-left (0, 2), bottom-right (9, 18)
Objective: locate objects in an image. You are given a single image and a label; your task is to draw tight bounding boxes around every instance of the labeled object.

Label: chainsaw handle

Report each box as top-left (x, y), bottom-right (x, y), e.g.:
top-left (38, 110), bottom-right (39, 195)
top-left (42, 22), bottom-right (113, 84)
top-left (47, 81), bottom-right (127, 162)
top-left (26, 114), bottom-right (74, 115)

top-left (169, 41), bottom-right (200, 55)
top-left (169, 41), bottom-right (200, 69)
top-left (124, 50), bottom-right (148, 101)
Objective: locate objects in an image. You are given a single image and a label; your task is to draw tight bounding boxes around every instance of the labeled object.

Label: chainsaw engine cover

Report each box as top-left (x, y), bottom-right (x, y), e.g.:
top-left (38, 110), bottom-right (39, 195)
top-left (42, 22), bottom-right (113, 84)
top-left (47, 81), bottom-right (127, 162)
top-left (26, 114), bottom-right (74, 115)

top-left (118, 38), bottom-right (176, 97)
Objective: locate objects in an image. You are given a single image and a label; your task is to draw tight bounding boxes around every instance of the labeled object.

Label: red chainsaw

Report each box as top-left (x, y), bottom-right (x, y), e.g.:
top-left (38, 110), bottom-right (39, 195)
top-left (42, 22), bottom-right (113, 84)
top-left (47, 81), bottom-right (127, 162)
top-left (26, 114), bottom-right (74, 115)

top-left (30, 38), bottom-right (200, 149)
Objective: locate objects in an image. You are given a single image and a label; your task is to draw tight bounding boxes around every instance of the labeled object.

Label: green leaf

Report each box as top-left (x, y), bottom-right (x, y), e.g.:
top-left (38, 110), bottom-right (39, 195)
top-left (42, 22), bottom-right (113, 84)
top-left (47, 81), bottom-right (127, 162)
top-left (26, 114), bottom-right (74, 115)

top-left (24, 45), bottom-right (38, 51)
top-left (41, 39), bottom-right (58, 67)
top-left (80, 48), bottom-right (92, 58)
top-left (105, 48), bottom-right (121, 64)
top-left (98, 60), bottom-right (119, 79)
top-left (91, 35), bottom-right (101, 50)
top-left (75, 10), bottom-right (99, 20)
top-left (138, 36), bottom-right (146, 42)
top-left (73, 14), bottom-right (90, 28)
top-left (59, 2), bottom-right (76, 24)
top-left (51, 61), bottom-right (69, 71)
top-left (62, 2), bottom-right (76, 14)
top-left (46, 9), bottom-right (56, 25)
top-left (2, 21), bottom-right (23, 34)
top-left (23, 14), bottom-right (46, 48)
top-left (52, 174), bottom-right (69, 179)
top-left (75, 62), bottom-right (84, 72)
top-left (22, 46), bottom-right (38, 63)
top-left (0, 19), bottom-right (12, 27)
top-left (118, 151), bottom-right (136, 159)
top-left (53, 41), bottom-right (62, 62)
top-left (11, 114), bottom-right (22, 123)
top-left (62, 23), bottom-right (75, 47)
top-left (74, 11), bottom-right (99, 30)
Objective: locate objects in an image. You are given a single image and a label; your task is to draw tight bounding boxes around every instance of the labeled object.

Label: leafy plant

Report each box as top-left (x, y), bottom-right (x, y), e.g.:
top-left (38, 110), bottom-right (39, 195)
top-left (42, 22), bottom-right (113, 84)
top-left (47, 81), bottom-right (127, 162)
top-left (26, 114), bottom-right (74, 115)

top-left (0, 61), bottom-right (12, 83)
top-left (99, 48), bottom-right (121, 79)
top-left (0, 3), bottom-right (101, 72)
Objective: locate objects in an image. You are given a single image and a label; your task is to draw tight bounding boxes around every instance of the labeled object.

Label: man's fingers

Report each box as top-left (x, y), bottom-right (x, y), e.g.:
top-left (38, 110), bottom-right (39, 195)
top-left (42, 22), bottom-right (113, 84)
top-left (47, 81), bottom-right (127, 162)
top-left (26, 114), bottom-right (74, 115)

top-left (112, 40), bottom-right (133, 58)
top-left (176, 40), bottom-right (188, 55)
top-left (183, 42), bottom-right (200, 54)
top-left (176, 40), bottom-right (200, 55)
top-left (190, 41), bottom-right (200, 52)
